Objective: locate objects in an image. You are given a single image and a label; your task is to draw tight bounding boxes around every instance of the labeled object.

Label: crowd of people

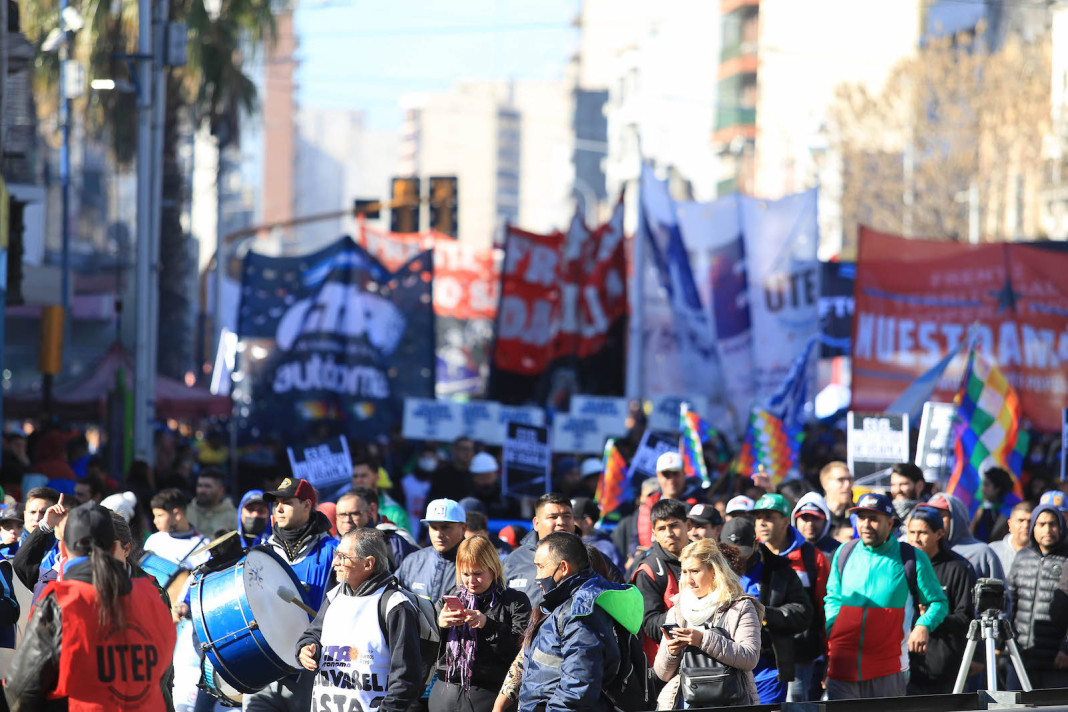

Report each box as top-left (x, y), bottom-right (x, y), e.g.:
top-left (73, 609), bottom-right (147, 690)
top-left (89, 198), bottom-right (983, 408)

top-left (0, 421), bottom-right (1064, 711)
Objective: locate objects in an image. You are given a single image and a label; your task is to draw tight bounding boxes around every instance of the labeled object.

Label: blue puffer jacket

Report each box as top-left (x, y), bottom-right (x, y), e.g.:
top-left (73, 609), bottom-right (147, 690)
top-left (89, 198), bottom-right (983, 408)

top-left (396, 541), bottom-right (458, 603)
top-left (518, 569), bottom-right (643, 712)
top-left (263, 512), bottom-right (339, 609)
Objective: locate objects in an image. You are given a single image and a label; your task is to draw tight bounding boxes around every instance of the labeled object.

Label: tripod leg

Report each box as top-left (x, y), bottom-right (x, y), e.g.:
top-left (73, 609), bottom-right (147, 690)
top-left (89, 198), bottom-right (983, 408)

top-left (954, 637), bottom-right (980, 694)
top-left (984, 634), bottom-right (999, 691)
top-left (1003, 638), bottom-right (1033, 692)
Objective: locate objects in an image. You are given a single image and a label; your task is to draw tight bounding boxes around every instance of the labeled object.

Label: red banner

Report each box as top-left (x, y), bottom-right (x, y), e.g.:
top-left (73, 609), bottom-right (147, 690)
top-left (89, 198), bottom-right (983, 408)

top-left (355, 224), bottom-right (498, 321)
top-left (851, 227), bottom-right (1068, 431)
top-left (493, 200), bottom-right (627, 377)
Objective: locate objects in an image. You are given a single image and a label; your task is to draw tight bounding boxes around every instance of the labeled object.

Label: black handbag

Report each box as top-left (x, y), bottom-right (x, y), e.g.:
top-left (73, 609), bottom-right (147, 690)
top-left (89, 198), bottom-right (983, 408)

top-left (677, 606), bottom-right (746, 707)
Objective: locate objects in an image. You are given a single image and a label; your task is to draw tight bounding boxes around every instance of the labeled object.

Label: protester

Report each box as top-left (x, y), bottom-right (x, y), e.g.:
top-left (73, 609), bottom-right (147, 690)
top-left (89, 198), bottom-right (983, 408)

top-left (719, 516), bottom-right (812, 704)
top-left (100, 491), bottom-right (138, 525)
top-left (144, 488), bottom-right (209, 574)
top-left (1007, 502), bottom-right (1068, 690)
top-left (819, 462), bottom-right (854, 532)
top-left (185, 468), bottom-right (237, 536)
top-left (904, 505), bottom-right (976, 694)
top-left (466, 452), bottom-right (520, 520)
top-left (990, 500), bottom-right (1034, 575)
top-left (464, 509), bottom-right (513, 559)
top-left (686, 503), bottom-right (723, 543)
top-left (0, 505), bottom-right (22, 559)
top-left (753, 493), bottom-right (829, 702)
top-left (21, 486), bottom-right (59, 540)
top-left (73, 475), bottom-right (107, 505)
top-left (725, 495), bottom-right (754, 521)
top-left (431, 536), bottom-right (531, 712)
top-left (612, 477), bottom-right (659, 570)
top-left (503, 493), bottom-right (574, 609)
top-left (236, 489), bottom-right (271, 547)
top-left (927, 493), bottom-right (1005, 580)
top-left (631, 498), bottom-right (687, 662)
top-left (398, 498), bottom-right (465, 602)
top-left (824, 493), bottom-right (948, 699)
top-left (4, 502), bottom-right (176, 710)
top-left (338, 487), bottom-right (418, 570)
top-left (352, 453), bottom-right (412, 534)
top-left (517, 532), bottom-right (640, 712)
top-left (401, 443), bottom-right (439, 534)
top-left (427, 436), bottom-right (475, 503)
top-left (971, 467), bottom-right (1015, 543)
top-left (572, 497), bottom-right (623, 571)
top-left (297, 529), bottom-right (423, 712)
top-left (889, 463), bottom-right (927, 521)
top-left (246, 477), bottom-right (339, 712)
top-left (634, 453), bottom-right (692, 552)
top-left (791, 492), bottom-right (840, 555)
top-left (13, 488), bottom-right (65, 599)
top-left (653, 538), bottom-right (763, 708)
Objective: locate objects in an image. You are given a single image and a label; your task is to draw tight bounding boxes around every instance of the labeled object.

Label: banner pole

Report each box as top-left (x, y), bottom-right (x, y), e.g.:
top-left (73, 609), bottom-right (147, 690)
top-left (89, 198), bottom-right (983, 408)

top-left (626, 180), bottom-right (644, 401)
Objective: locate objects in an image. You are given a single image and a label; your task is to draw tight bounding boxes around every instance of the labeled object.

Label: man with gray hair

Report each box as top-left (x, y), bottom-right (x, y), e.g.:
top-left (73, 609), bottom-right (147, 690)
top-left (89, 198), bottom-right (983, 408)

top-left (297, 528), bottom-right (423, 712)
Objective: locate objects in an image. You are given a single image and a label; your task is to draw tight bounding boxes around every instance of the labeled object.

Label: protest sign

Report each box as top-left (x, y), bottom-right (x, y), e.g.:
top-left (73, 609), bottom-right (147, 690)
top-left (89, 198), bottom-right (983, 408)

top-left (286, 437), bottom-right (352, 494)
top-left (552, 414), bottom-right (610, 454)
top-left (501, 422), bottom-right (551, 497)
top-left (458, 401), bottom-right (500, 445)
top-left (847, 411), bottom-right (910, 481)
top-left (647, 395), bottom-right (710, 434)
top-left (570, 395), bottom-right (630, 438)
top-left (630, 430), bottom-right (679, 480)
top-left (402, 398), bottom-right (463, 442)
top-left (915, 402), bottom-right (956, 484)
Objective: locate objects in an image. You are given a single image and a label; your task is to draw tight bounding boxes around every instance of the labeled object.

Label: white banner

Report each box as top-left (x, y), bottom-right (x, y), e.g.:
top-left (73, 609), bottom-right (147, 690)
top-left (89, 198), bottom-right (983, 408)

top-left (552, 414), bottom-right (613, 454)
top-left (402, 398), bottom-right (463, 442)
top-left (458, 401), bottom-right (500, 446)
top-left (647, 394), bottom-right (711, 434)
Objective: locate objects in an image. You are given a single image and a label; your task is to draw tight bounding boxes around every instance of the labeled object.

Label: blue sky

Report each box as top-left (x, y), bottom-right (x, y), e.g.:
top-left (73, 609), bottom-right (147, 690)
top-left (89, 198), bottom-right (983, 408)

top-left (293, 0), bottom-right (581, 132)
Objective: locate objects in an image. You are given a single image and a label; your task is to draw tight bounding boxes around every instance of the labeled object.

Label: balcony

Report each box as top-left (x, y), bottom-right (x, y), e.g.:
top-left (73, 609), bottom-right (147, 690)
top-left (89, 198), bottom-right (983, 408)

top-left (721, 0), bottom-right (759, 14)
top-left (718, 53), bottom-right (759, 81)
top-left (716, 106), bottom-right (757, 131)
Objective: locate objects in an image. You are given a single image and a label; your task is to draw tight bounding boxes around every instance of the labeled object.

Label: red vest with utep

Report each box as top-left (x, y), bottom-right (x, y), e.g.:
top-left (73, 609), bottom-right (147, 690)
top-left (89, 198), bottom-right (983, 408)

top-left (47, 577), bottom-right (176, 712)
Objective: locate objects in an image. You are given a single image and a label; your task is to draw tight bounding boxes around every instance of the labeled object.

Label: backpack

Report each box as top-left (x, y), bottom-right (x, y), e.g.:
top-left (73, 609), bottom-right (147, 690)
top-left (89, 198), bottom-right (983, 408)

top-left (375, 579), bottom-right (441, 670)
top-left (551, 606), bottom-right (651, 712)
top-left (835, 539), bottom-right (919, 604)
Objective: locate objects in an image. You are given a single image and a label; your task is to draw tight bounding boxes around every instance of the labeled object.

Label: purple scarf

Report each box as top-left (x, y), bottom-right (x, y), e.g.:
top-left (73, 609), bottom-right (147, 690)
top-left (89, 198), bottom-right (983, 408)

top-left (445, 583), bottom-right (502, 694)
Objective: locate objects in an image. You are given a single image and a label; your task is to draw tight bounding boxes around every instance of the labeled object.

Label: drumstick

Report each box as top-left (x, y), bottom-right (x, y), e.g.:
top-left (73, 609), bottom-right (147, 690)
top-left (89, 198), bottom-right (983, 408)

top-left (277, 587), bottom-right (317, 617)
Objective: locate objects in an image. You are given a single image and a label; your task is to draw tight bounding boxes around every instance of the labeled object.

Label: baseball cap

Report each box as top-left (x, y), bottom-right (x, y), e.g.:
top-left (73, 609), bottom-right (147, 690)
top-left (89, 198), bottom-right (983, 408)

top-left (422, 498), bottom-right (466, 524)
top-left (687, 503), bottom-right (723, 527)
top-left (927, 493), bottom-right (952, 512)
top-left (910, 505), bottom-right (945, 531)
top-left (469, 452), bottom-right (499, 475)
top-left (720, 518), bottom-right (757, 558)
top-left (100, 491), bottom-right (138, 524)
top-left (580, 457), bottom-right (603, 478)
top-left (242, 491), bottom-right (266, 507)
top-left (753, 494), bottom-right (790, 518)
top-left (656, 452), bottom-right (683, 473)
top-left (63, 502), bottom-right (116, 552)
top-left (793, 502), bottom-right (827, 520)
top-left (0, 503), bottom-right (24, 526)
top-left (1039, 491), bottom-right (1068, 512)
top-left (458, 497), bottom-right (486, 515)
top-left (264, 477), bottom-right (317, 507)
top-left (726, 495), bottom-right (754, 514)
top-left (571, 497), bottom-right (601, 521)
top-left (848, 492), bottom-right (895, 518)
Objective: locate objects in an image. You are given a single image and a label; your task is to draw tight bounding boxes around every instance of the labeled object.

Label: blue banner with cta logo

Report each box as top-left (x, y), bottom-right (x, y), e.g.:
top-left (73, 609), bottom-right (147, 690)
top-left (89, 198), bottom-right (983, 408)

top-left (234, 236), bottom-right (435, 444)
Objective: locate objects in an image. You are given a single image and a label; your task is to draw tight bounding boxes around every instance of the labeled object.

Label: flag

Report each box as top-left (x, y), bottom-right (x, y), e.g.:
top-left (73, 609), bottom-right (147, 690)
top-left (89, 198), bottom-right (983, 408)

top-left (734, 408), bottom-right (803, 487)
top-left (595, 439), bottom-right (629, 519)
top-left (680, 404), bottom-right (711, 485)
top-left (946, 347), bottom-right (1026, 517)
top-left (884, 339), bottom-right (968, 422)
top-left (765, 336), bottom-right (817, 431)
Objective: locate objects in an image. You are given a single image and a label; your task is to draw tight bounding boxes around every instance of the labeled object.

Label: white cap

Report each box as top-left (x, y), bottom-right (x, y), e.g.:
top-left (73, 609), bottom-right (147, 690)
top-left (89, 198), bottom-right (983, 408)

top-left (656, 451), bottom-right (684, 473)
top-left (580, 457), bottom-right (603, 478)
top-left (100, 491), bottom-right (138, 524)
top-left (421, 498), bottom-right (466, 524)
top-left (469, 452), bottom-right (499, 475)
top-left (726, 495), bottom-right (754, 514)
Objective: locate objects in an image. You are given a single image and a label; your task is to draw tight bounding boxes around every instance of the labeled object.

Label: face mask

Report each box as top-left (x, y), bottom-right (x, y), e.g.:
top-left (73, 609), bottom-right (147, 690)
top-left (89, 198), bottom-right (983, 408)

top-left (243, 516), bottom-right (267, 536)
top-left (536, 563), bottom-right (561, 595)
top-left (419, 457), bottom-right (438, 472)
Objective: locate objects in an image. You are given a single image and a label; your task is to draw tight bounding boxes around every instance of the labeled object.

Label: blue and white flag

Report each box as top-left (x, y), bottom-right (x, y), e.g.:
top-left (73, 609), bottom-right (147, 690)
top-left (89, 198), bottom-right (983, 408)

top-left (766, 335), bottom-right (817, 431)
top-left (884, 338), bottom-right (968, 422)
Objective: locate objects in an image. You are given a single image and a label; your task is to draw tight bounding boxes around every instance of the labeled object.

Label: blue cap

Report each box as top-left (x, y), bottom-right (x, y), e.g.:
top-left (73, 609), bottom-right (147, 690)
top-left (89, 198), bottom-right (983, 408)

top-left (1039, 491), bottom-right (1068, 512)
top-left (848, 492), bottom-right (895, 518)
top-left (909, 505), bottom-right (945, 531)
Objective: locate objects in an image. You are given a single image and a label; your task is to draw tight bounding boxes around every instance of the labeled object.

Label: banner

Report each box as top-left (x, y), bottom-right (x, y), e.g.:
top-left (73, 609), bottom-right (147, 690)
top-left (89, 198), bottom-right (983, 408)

top-left (501, 422), bottom-right (551, 497)
top-left (742, 188), bottom-right (820, 401)
top-left (1062, 408), bottom-right (1067, 482)
top-left (915, 402), bottom-right (956, 484)
top-left (234, 237), bottom-right (435, 443)
top-left (490, 200), bottom-right (627, 406)
top-left (847, 411), bottom-right (910, 480)
top-left (819, 261), bottom-right (855, 358)
top-left (402, 398), bottom-right (463, 442)
top-left (851, 228), bottom-right (1068, 431)
top-left (647, 395), bottom-right (710, 434)
top-left (551, 414), bottom-right (616, 455)
top-left (355, 224), bottom-right (498, 397)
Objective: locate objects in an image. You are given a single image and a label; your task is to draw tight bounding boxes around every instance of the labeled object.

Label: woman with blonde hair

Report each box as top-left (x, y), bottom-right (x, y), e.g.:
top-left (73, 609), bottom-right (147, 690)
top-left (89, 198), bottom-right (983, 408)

top-left (431, 535), bottom-right (531, 712)
top-left (654, 537), bottom-right (764, 709)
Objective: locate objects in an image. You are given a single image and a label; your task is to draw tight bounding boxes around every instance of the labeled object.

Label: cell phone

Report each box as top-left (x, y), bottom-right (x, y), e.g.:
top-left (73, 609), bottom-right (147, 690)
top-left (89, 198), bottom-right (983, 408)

top-left (661, 623), bottom-right (679, 638)
top-left (442, 595), bottom-right (463, 611)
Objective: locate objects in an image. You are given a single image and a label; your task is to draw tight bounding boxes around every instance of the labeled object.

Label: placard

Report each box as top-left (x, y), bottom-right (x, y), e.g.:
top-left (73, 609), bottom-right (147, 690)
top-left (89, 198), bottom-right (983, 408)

top-left (458, 401), bottom-right (500, 445)
top-left (647, 395), bottom-right (710, 434)
top-left (847, 411), bottom-right (910, 480)
top-left (496, 406), bottom-right (546, 446)
top-left (915, 402), bottom-right (956, 484)
top-left (569, 395), bottom-right (630, 437)
top-left (286, 437), bottom-right (352, 491)
top-left (630, 430), bottom-right (679, 480)
top-left (402, 398), bottom-right (463, 442)
top-left (501, 422), bottom-right (551, 497)
top-left (551, 414), bottom-right (611, 454)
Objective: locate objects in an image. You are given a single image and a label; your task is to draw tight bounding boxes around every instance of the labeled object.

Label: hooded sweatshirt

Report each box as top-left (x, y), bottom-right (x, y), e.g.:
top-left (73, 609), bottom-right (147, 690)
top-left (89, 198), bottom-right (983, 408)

top-left (236, 490), bottom-right (272, 547)
top-left (938, 492), bottom-right (1005, 580)
top-left (790, 492), bottom-right (841, 556)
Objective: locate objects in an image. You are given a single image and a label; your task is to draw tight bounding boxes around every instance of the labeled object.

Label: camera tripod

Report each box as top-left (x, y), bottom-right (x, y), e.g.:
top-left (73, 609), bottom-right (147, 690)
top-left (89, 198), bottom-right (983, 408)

top-left (952, 611), bottom-right (1032, 693)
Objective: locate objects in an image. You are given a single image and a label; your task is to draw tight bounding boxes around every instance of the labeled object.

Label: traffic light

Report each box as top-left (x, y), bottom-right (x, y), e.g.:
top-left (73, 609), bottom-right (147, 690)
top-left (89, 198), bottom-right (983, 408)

top-left (390, 178), bottom-right (420, 233)
top-left (429, 176), bottom-right (458, 238)
top-left (353, 198), bottom-right (381, 220)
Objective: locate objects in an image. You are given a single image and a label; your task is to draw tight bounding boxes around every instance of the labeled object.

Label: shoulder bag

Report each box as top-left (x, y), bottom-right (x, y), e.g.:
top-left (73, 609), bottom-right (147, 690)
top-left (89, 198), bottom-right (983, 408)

top-left (678, 602), bottom-right (747, 707)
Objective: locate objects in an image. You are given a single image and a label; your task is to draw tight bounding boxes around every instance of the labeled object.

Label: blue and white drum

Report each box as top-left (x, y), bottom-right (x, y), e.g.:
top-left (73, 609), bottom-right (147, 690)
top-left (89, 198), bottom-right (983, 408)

top-left (190, 546), bottom-right (314, 694)
top-left (199, 655), bottom-right (243, 707)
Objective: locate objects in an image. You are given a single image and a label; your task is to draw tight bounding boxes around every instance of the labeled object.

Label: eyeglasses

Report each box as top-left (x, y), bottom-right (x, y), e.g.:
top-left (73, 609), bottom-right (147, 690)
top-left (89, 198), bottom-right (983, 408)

top-left (336, 510), bottom-right (368, 520)
top-left (333, 551), bottom-right (362, 564)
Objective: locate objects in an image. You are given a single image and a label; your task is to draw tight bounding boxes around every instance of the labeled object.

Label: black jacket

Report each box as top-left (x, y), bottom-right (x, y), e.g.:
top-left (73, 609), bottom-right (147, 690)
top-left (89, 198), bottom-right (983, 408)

top-left (433, 586), bottom-right (531, 690)
top-left (1009, 504), bottom-right (1068, 669)
top-left (630, 541), bottom-right (682, 645)
top-left (13, 525), bottom-right (56, 591)
top-left (909, 546), bottom-right (976, 690)
top-left (297, 571), bottom-right (424, 712)
top-left (749, 544), bottom-right (813, 683)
